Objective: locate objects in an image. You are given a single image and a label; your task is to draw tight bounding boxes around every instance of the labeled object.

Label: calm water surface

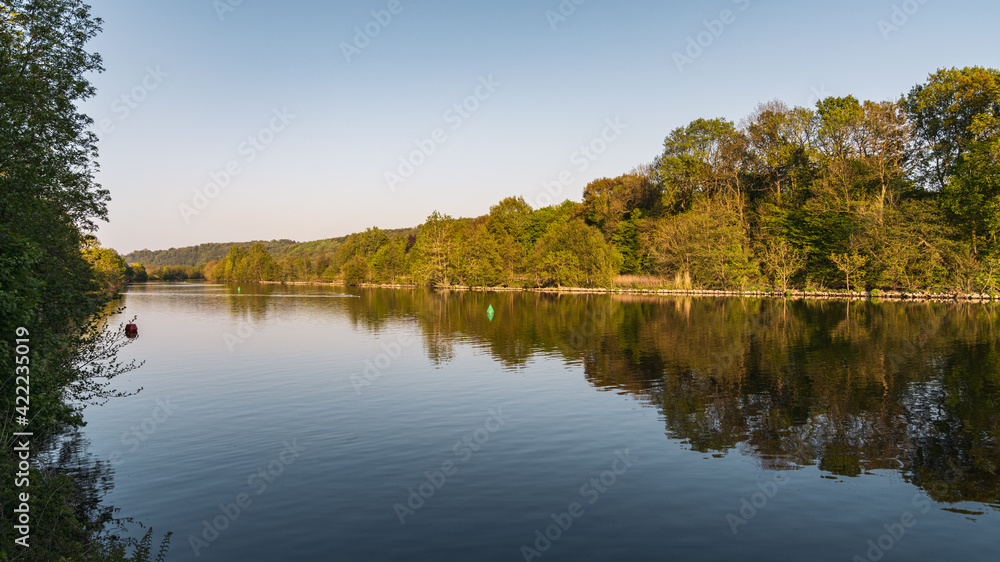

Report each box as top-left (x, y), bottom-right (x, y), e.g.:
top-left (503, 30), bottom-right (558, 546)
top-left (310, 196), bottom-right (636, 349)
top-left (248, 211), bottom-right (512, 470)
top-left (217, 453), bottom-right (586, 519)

top-left (76, 282), bottom-right (999, 561)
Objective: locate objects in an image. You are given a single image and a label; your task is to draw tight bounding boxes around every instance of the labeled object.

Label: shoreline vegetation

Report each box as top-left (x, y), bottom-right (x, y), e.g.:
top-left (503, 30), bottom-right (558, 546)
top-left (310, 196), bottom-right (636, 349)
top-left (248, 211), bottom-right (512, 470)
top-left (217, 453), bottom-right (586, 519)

top-left (124, 67), bottom-right (1000, 302)
top-left (2, 2), bottom-right (169, 560)
top-left (252, 279), bottom-right (1000, 302)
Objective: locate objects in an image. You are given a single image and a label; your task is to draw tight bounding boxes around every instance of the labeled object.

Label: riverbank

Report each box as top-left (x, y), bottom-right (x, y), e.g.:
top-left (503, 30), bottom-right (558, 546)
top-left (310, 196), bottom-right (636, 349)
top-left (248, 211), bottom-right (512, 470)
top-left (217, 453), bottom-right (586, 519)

top-left (255, 280), bottom-right (999, 302)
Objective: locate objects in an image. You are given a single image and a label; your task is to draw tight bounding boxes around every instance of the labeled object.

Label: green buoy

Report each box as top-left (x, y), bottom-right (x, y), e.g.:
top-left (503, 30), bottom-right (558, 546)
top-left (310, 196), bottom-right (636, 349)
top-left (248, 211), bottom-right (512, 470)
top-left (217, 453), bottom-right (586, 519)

top-left (238, 287), bottom-right (241, 293)
top-left (487, 305), bottom-right (494, 321)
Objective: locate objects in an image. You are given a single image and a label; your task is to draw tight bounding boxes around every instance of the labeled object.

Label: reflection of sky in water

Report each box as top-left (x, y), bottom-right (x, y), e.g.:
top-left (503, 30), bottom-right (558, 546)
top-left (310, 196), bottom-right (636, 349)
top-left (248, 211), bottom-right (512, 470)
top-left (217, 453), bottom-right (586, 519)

top-left (78, 283), bottom-right (999, 562)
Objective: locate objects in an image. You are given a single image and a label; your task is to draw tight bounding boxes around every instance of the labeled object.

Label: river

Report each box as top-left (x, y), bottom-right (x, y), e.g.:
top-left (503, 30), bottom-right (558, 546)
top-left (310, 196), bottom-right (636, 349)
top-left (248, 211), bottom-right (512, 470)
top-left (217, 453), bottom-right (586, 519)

top-left (78, 282), bottom-right (999, 561)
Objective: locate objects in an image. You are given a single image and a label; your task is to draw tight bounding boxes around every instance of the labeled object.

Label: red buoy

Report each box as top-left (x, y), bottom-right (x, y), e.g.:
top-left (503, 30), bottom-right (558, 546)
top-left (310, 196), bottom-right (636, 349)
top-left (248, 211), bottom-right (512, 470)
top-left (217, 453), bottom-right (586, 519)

top-left (125, 323), bottom-right (138, 339)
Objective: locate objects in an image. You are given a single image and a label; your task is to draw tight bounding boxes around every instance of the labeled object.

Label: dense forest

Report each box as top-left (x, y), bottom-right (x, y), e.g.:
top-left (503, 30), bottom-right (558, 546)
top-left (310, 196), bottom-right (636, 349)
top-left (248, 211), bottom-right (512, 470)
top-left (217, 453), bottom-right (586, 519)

top-left (1, 1), bottom-right (168, 560)
top-left (190, 66), bottom-right (1000, 294)
top-left (122, 239), bottom-right (298, 267)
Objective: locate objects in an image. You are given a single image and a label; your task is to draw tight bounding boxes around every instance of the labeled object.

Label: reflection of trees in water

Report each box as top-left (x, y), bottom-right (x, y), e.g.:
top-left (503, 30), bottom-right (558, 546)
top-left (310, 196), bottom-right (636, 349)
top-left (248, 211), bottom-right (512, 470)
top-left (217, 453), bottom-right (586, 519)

top-left (343, 290), bottom-right (999, 506)
top-left (33, 428), bottom-right (172, 558)
top-left (581, 298), bottom-right (1000, 507)
top-left (38, 429), bottom-right (119, 535)
top-left (217, 285), bottom-right (999, 506)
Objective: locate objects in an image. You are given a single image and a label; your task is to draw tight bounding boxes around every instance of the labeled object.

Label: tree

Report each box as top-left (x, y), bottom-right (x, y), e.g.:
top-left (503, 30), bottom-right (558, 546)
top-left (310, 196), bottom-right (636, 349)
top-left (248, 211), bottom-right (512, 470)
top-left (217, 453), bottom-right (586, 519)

top-left (642, 197), bottom-right (759, 289)
top-left (83, 244), bottom-right (127, 293)
top-left (244, 242), bottom-right (276, 281)
top-left (581, 171), bottom-right (658, 238)
top-left (342, 254), bottom-right (370, 285)
top-left (487, 196), bottom-right (533, 284)
top-left (455, 220), bottom-right (503, 287)
top-left (759, 240), bottom-right (807, 292)
top-left (830, 250), bottom-right (867, 292)
top-left (857, 100), bottom-right (917, 219)
top-left (1, 1), bottom-right (172, 557)
top-left (903, 66), bottom-right (1000, 191)
top-left (1, 0), bottom-right (115, 431)
top-left (743, 100), bottom-right (817, 203)
top-left (531, 219), bottom-right (622, 287)
top-left (127, 263), bottom-right (149, 283)
top-left (356, 227), bottom-right (390, 257)
top-left (525, 200), bottom-right (578, 247)
top-left (223, 245), bottom-right (247, 281)
top-left (412, 211), bottom-right (456, 286)
top-left (814, 96), bottom-right (867, 211)
top-left (657, 118), bottom-right (748, 213)
top-left (371, 236), bottom-right (407, 283)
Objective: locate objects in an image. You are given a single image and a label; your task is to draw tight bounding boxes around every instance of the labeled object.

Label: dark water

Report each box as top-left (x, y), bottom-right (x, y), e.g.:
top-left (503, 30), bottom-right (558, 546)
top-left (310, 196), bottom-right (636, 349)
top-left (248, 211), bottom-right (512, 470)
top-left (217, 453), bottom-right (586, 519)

top-left (80, 282), bottom-right (999, 561)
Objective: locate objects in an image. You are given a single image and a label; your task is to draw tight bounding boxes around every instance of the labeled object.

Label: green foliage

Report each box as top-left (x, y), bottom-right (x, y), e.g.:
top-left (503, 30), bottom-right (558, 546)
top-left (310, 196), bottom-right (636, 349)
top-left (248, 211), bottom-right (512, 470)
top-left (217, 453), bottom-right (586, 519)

top-left (412, 211), bottom-right (457, 286)
top-left (356, 227), bottom-right (390, 257)
top-left (83, 245), bottom-right (128, 293)
top-left (98, 528), bottom-right (172, 562)
top-left (611, 210), bottom-right (650, 274)
top-left (122, 239), bottom-right (297, 267)
top-left (657, 117), bottom-right (745, 211)
top-left (903, 66), bottom-right (1000, 190)
top-left (205, 243), bottom-right (275, 282)
top-left (126, 263), bottom-right (148, 283)
top-left (904, 67), bottom-right (1000, 254)
top-left (525, 200), bottom-right (579, 247)
top-left (487, 196), bottom-right (533, 284)
top-left (455, 220), bottom-right (504, 287)
top-left (744, 100), bottom-right (817, 202)
top-left (1, 1), bottom-right (170, 559)
top-left (342, 253), bottom-right (371, 285)
top-left (371, 236), bottom-right (407, 283)
top-left (148, 264), bottom-right (202, 281)
top-left (642, 198), bottom-right (759, 289)
top-left (531, 219), bottom-right (622, 287)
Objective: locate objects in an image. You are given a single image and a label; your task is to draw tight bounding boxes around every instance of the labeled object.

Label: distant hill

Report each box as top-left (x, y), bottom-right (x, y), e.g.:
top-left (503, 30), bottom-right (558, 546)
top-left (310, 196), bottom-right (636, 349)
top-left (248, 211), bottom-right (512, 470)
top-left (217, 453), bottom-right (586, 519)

top-left (122, 227), bottom-right (416, 267)
top-left (123, 240), bottom-right (298, 267)
top-left (277, 227), bottom-right (414, 260)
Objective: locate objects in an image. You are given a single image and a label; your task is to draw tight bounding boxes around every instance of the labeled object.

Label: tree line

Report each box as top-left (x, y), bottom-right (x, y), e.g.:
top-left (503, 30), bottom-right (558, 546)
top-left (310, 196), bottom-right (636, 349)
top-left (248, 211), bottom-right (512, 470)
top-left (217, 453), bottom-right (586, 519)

top-left (202, 66), bottom-right (1000, 294)
top-left (123, 239), bottom-right (297, 268)
top-left (1, 1), bottom-right (169, 559)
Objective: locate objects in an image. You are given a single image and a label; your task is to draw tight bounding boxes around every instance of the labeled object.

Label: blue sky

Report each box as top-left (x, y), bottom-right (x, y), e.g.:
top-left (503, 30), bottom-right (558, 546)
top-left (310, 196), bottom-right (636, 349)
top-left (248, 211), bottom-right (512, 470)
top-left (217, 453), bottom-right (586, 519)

top-left (82, 0), bottom-right (999, 253)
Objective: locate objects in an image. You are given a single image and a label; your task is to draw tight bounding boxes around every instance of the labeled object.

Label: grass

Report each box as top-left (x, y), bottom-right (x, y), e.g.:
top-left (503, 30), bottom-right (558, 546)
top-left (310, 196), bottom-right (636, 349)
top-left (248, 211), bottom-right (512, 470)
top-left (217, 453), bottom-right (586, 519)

top-left (613, 275), bottom-right (675, 290)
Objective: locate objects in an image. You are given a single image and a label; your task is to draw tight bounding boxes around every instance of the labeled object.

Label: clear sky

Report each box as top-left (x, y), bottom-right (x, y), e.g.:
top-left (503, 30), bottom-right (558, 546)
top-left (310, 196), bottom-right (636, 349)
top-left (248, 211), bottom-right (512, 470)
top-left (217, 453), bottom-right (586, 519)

top-left (82, 0), bottom-right (999, 254)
